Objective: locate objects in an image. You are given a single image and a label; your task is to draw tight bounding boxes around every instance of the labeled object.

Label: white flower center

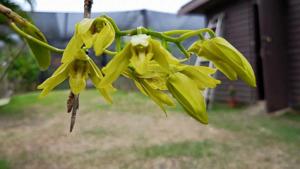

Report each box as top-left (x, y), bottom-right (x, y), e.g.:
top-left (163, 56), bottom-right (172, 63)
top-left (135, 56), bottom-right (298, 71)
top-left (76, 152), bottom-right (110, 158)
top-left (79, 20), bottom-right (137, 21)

top-left (130, 34), bottom-right (150, 47)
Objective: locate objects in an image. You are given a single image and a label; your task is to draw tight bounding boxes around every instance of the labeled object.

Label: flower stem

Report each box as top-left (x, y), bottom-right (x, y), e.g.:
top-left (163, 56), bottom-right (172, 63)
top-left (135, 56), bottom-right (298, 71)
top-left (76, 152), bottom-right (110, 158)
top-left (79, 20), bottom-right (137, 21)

top-left (163, 30), bottom-right (192, 36)
top-left (104, 49), bottom-right (117, 56)
top-left (115, 36), bottom-right (122, 51)
top-left (9, 22), bottom-right (64, 53)
top-left (175, 42), bottom-right (190, 58)
top-left (178, 28), bottom-right (216, 41)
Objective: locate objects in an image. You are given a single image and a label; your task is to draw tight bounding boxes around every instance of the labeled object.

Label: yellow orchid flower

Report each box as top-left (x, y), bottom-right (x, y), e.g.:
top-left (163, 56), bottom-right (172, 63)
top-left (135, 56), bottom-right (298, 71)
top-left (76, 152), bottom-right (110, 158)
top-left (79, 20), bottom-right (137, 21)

top-left (37, 49), bottom-right (114, 103)
top-left (100, 34), bottom-right (179, 87)
top-left (121, 60), bottom-right (219, 122)
top-left (188, 37), bottom-right (256, 87)
top-left (162, 64), bottom-right (220, 124)
top-left (130, 62), bottom-right (169, 90)
top-left (77, 17), bottom-right (115, 56)
top-left (62, 17), bottom-right (115, 64)
top-left (123, 68), bottom-right (174, 113)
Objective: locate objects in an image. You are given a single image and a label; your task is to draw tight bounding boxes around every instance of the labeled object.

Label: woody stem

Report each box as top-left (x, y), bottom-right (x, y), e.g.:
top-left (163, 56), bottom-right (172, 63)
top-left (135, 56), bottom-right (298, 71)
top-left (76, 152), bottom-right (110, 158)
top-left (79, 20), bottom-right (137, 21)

top-left (84, 0), bottom-right (93, 18)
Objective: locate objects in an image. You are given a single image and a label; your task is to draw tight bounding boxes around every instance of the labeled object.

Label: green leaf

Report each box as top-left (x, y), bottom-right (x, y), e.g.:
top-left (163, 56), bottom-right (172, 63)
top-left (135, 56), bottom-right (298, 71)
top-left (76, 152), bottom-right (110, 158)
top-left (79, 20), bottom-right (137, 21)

top-left (22, 24), bottom-right (51, 70)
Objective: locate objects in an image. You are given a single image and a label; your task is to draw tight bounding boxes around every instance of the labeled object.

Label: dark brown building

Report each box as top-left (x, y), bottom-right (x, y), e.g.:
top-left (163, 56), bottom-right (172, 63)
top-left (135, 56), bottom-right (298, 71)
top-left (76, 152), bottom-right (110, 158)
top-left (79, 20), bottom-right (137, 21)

top-left (179, 0), bottom-right (300, 112)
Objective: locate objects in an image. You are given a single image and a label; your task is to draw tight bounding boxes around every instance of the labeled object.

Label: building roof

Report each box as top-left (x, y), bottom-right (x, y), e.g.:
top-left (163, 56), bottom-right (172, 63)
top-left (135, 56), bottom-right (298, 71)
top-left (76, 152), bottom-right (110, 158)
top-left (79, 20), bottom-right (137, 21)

top-left (179, 0), bottom-right (234, 14)
top-left (179, 0), bottom-right (209, 14)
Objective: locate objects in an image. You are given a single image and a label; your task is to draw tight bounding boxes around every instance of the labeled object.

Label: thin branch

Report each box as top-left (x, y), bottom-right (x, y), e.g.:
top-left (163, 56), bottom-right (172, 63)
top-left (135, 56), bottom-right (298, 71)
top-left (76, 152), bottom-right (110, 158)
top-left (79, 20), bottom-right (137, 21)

top-left (0, 4), bottom-right (29, 27)
top-left (84, 0), bottom-right (93, 18)
top-left (69, 0), bottom-right (93, 133)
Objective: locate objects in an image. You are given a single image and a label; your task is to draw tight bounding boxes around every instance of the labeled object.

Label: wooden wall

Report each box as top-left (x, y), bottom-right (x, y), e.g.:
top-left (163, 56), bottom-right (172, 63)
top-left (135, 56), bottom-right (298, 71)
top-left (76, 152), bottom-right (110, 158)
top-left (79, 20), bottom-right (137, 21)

top-left (287, 0), bottom-right (300, 109)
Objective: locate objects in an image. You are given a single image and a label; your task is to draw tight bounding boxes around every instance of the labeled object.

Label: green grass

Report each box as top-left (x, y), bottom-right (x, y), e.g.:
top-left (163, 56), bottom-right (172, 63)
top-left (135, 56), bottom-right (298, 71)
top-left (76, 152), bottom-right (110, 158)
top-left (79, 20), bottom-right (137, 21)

top-left (0, 159), bottom-right (10, 169)
top-left (1, 90), bottom-right (299, 146)
top-left (0, 90), bottom-right (67, 117)
top-left (0, 90), bottom-right (300, 169)
top-left (140, 140), bottom-right (213, 158)
top-left (209, 109), bottom-right (300, 145)
top-left (82, 127), bottom-right (108, 136)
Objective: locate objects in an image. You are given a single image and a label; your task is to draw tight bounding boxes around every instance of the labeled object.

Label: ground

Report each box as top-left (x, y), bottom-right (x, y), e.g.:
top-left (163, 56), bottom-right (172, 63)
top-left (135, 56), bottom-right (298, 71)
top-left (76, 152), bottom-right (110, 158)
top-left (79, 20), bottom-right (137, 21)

top-left (0, 90), bottom-right (299, 169)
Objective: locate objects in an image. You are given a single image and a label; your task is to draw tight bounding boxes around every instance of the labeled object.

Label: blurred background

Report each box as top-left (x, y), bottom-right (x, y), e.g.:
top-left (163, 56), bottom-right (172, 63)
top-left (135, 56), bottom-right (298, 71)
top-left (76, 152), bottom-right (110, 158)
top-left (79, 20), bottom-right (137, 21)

top-left (0, 0), bottom-right (299, 169)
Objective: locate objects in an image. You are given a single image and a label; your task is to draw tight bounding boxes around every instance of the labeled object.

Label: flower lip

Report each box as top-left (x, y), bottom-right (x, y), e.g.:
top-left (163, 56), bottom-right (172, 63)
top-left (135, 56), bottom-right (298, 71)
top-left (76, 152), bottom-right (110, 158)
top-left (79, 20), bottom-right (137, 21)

top-left (130, 34), bottom-right (150, 47)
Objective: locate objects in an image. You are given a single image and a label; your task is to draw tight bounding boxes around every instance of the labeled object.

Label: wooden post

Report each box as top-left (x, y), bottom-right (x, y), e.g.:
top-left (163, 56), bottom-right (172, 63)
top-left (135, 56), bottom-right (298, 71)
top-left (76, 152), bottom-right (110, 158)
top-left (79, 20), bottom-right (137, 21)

top-left (258, 0), bottom-right (288, 112)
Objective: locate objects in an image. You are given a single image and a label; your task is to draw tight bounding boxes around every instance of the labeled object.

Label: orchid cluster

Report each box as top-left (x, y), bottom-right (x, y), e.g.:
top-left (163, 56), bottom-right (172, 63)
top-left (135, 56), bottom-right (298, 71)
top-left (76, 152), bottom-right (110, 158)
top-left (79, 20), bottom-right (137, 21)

top-left (3, 14), bottom-right (256, 130)
top-left (37, 16), bottom-right (256, 124)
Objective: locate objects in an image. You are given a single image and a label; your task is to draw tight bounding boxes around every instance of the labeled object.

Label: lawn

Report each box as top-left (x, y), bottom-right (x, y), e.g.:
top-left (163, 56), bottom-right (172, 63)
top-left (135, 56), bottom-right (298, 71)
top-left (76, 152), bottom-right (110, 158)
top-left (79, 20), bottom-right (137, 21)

top-left (0, 90), bottom-right (299, 169)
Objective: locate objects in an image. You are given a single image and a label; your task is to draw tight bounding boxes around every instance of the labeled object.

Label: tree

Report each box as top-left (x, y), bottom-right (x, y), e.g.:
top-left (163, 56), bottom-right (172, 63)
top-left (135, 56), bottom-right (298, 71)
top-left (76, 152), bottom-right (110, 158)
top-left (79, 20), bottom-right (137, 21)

top-left (0, 0), bottom-right (38, 96)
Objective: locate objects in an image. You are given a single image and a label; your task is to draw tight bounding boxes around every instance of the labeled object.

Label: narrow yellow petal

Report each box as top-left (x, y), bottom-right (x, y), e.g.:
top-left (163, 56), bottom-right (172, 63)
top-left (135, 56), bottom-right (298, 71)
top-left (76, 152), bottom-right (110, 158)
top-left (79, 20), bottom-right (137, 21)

top-left (145, 77), bottom-right (168, 90)
top-left (68, 60), bottom-right (89, 95)
top-left (77, 18), bottom-right (96, 48)
top-left (69, 76), bottom-right (86, 95)
top-left (87, 58), bottom-right (114, 103)
top-left (93, 21), bottom-right (115, 56)
top-left (150, 39), bottom-right (179, 70)
top-left (135, 79), bottom-right (174, 113)
top-left (181, 66), bottom-right (220, 90)
top-left (192, 66), bottom-right (217, 75)
top-left (62, 32), bottom-right (83, 63)
top-left (212, 37), bottom-right (256, 87)
top-left (213, 61), bottom-right (238, 80)
top-left (137, 61), bottom-right (168, 79)
top-left (126, 69), bottom-right (174, 113)
top-left (37, 63), bottom-right (69, 97)
top-left (77, 18), bottom-right (95, 35)
top-left (167, 72), bottom-right (208, 124)
top-left (100, 44), bottom-right (132, 87)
